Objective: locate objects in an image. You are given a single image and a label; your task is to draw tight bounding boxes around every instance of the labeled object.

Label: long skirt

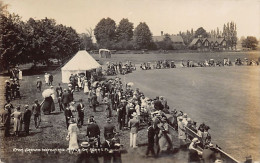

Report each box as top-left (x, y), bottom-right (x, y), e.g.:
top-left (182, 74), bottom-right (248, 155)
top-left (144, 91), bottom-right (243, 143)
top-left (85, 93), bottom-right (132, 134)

top-left (13, 118), bottom-right (22, 132)
top-left (41, 96), bottom-right (55, 114)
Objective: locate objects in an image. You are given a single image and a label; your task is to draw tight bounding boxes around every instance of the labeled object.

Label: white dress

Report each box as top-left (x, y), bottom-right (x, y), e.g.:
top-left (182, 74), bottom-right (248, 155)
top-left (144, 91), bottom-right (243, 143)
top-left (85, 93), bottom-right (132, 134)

top-left (68, 123), bottom-right (79, 150)
top-left (18, 70), bottom-right (22, 80)
top-left (83, 82), bottom-right (89, 94)
top-left (44, 74), bottom-right (49, 84)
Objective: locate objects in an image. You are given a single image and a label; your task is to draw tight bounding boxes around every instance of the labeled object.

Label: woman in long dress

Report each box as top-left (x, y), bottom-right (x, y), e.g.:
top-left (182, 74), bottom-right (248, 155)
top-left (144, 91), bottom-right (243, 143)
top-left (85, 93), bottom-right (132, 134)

top-left (44, 73), bottom-right (49, 85)
top-left (83, 80), bottom-right (89, 94)
top-left (96, 85), bottom-right (102, 104)
top-left (67, 118), bottom-right (79, 151)
top-left (11, 107), bottom-right (23, 136)
top-left (41, 89), bottom-right (55, 115)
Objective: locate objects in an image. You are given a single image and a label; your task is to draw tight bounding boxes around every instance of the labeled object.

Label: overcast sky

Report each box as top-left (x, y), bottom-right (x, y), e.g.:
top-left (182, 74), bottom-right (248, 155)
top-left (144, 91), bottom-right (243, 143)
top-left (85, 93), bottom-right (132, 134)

top-left (3, 0), bottom-right (260, 38)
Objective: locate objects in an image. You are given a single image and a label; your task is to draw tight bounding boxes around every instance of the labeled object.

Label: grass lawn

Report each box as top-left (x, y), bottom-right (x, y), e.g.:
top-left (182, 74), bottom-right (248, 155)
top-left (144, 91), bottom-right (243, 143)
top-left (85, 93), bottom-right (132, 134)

top-left (0, 51), bottom-right (259, 162)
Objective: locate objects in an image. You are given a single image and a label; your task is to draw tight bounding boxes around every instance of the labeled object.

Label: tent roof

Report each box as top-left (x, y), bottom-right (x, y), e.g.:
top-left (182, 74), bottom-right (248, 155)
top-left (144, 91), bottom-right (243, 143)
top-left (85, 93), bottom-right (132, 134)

top-left (61, 51), bottom-right (101, 71)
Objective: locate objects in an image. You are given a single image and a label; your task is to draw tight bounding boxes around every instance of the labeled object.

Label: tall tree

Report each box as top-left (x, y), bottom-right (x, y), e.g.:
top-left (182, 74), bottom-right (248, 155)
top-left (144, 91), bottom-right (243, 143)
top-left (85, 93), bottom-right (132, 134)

top-left (116, 18), bottom-right (134, 42)
top-left (133, 22), bottom-right (153, 49)
top-left (94, 17), bottom-right (116, 49)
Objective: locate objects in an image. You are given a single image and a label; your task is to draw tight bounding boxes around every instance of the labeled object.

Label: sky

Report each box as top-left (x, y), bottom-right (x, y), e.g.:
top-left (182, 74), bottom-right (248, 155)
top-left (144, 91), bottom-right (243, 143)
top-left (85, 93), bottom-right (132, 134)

top-left (3, 0), bottom-right (260, 38)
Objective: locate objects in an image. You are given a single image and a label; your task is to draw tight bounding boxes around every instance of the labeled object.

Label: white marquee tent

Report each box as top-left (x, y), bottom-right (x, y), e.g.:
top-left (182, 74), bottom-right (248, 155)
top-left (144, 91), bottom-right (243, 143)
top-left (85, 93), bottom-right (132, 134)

top-left (61, 50), bottom-right (101, 83)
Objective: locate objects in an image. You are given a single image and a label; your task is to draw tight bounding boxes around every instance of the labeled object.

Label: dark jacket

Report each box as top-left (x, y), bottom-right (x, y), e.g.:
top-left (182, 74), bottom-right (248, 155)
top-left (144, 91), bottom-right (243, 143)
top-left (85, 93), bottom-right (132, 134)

top-left (86, 123), bottom-right (100, 138)
top-left (61, 92), bottom-right (71, 104)
top-left (23, 109), bottom-right (32, 124)
top-left (77, 103), bottom-right (84, 116)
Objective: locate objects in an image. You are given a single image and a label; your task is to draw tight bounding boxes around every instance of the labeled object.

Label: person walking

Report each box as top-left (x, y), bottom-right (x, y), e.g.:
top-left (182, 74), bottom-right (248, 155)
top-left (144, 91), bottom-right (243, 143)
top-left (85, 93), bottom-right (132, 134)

top-left (36, 77), bottom-right (42, 92)
top-left (61, 89), bottom-right (71, 109)
top-left (11, 106), bottom-right (23, 136)
top-left (128, 112), bottom-right (139, 148)
top-left (23, 105), bottom-right (32, 135)
top-left (76, 99), bottom-right (85, 127)
top-left (32, 99), bottom-right (41, 128)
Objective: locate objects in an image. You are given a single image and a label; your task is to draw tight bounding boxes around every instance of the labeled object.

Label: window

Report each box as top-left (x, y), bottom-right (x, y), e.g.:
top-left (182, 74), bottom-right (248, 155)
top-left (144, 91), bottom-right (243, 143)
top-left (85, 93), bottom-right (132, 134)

top-left (204, 41), bottom-right (209, 47)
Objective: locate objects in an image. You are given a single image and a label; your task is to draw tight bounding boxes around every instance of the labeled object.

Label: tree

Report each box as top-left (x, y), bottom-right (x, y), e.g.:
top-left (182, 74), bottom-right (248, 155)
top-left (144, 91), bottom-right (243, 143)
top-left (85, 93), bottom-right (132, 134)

top-left (223, 21), bottom-right (238, 49)
top-left (94, 17), bottom-right (116, 49)
top-left (0, 13), bottom-right (25, 70)
top-left (194, 27), bottom-right (208, 38)
top-left (79, 28), bottom-right (94, 50)
top-left (133, 22), bottom-right (153, 49)
top-left (242, 36), bottom-right (259, 50)
top-left (116, 18), bottom-right (134, 42)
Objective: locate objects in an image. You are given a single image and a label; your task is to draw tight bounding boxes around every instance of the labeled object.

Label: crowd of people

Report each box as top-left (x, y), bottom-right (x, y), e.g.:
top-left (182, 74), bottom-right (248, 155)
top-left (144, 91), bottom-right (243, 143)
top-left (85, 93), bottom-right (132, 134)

top-left (105, 62), bottom-right (136, 76)
top-left (1, 67), bottom-right (236, 163)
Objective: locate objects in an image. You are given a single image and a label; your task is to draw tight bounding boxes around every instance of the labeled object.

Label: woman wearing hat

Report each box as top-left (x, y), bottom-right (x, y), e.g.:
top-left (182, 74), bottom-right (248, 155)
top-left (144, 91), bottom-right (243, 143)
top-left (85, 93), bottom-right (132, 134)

top-left (188, 137), bottom-right (203, 162)
top-left (11, 106), bottom-right (23, 136)
top-left (67, 118), bottom-right (79, 151)
top-left (177, 116), bottom-right (187, 148)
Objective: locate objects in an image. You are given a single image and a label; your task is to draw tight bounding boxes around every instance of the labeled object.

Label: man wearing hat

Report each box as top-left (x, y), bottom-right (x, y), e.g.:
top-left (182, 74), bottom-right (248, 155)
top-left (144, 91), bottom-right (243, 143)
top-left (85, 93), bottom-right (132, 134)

top-left (32, 99), bottom-right (41, 128)
top-left (128, 112), bottom-right (139, 148)
top-left (61, 89), bottom-right (70, 109)
top-left (36, 77), bottom-right (42, 92)
top-left (23, 105), bottom-right (32, 135)
top-left (104, 118), bottom-right (116, 140)
top-left (117, 99), bottom-right (127, 130)
top-left (76, 99), bottom-right (85, 126)
top-left (86, 117), bottom-right (101, 147)
top-left (5, 80), bottom-right (11, 101)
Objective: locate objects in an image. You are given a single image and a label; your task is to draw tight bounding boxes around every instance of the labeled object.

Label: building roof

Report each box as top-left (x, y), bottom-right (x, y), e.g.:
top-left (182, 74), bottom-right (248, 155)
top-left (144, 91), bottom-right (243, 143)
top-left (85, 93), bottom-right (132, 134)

top-left (188, 38), bottom-right (201, 47)
top-left (153, 35), bottom-right (184, 43)
top-left (189, 37), bottom-right (225, 46)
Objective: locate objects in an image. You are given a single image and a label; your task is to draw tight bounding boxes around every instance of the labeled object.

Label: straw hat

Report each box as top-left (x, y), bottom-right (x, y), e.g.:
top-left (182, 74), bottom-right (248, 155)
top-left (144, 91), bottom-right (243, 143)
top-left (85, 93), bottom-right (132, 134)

top-left (131, 112), bottom-right (137, 117)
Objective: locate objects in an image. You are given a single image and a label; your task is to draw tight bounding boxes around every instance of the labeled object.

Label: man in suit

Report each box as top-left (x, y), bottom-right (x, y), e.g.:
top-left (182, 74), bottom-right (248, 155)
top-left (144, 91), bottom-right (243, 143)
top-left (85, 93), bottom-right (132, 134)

top-left (77, 99), bottom-right (85, 126)
top-left (32, 99), bottom-right (41, 128)
top-left (23, 105), bottom-right (32, 135)
top-left (117, 99), bottom-right (127, 130)
top-left (86, 117), bottom-right (100, 147)
top-left (61, 89), bottom-right (70, 108)
top-left (64, 104), bottom-right (73, 129)
top-left (1, 106), bottom-right (11, 137)
top-left (145, 121), bottom-right (159, 157)
top-left (104, 118), bottom-right (116, 140)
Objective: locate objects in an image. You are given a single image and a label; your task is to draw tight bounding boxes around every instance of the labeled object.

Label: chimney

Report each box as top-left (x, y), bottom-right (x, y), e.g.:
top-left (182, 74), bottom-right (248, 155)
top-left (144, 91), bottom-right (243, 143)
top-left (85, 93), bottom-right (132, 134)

top-left (161, 31), bottom-right (163, 36)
